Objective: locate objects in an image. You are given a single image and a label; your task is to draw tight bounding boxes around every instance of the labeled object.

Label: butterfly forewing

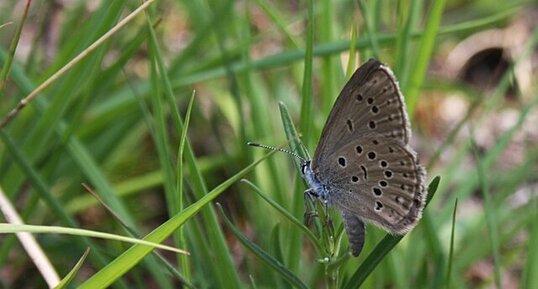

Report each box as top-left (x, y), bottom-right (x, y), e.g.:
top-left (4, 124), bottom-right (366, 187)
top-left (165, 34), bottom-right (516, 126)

top-left (312, 59), bottom-right (411, 169)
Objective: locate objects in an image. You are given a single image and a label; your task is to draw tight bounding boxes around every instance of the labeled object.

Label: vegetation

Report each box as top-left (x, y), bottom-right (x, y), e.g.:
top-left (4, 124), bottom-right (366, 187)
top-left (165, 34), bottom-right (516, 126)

top-left (0, 0), bottom-right (537, 288)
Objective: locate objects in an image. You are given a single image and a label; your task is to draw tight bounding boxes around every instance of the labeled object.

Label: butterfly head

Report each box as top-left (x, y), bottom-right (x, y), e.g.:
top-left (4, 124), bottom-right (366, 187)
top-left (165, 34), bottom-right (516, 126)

top-left (301, 160), bottom-right (330, 202)
top-left (301, 160), bottom-right (311, 176)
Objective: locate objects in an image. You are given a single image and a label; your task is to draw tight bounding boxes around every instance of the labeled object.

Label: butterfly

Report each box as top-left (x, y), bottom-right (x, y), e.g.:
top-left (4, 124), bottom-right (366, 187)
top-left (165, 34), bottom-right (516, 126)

top-left (301, 59), bottom-right (427, 256)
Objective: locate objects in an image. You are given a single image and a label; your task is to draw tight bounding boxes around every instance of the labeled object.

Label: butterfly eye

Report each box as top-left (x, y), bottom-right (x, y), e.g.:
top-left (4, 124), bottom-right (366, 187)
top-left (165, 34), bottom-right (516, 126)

top-left (301, 161), bottom-right (311, 174)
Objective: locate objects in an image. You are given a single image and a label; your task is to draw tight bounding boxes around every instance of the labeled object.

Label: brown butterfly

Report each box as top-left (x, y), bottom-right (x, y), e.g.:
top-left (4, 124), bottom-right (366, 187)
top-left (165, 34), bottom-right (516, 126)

top-left (302, 59), bottom-right (427, 256)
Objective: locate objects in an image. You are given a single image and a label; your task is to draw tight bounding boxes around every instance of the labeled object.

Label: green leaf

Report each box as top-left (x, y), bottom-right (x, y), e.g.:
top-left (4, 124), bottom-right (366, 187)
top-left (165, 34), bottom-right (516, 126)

top-left (53, 248), bottom-right (90, 289)
top-left (403, 0), bottom-right (447, 116)
top-left (445, 199), bottom-right (458, 289)
top-left (279, 102), bottom-right (309, 168)
top-left (217, 204), bottom-right (309, 289)
top-left (241, 179), bottom-right (321, 253)
top-left (78, 149), bottom-right (278, 288)
top-left (0, 224), bottom-right (186, 254)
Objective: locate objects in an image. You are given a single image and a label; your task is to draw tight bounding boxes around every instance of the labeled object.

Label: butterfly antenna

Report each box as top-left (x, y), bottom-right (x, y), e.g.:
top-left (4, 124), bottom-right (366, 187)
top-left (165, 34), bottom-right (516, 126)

top-left (247, 142), bottom-right (306, 162)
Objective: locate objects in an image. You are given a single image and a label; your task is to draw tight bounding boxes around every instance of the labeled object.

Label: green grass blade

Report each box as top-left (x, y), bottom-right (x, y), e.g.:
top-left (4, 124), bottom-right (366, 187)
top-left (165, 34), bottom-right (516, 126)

top-left (299, 0), bottom-right (314, 150)
top-left (65, 171), bottom-right (163, 213)
top-left (357, 0), bottom-right (380, 59)
top-left (254, 0), bottom-right (302, 49)
top-left (270, 225), bottom-right (292, 289)
top-left (279, 99), bottom-right (309, 271)
top-left (445, 199), bottom-right (458, 289)
top-left (0, 131), bottom-right (127, 282)
top-left (241, 179), bottom-right (322, 253)
top-left (176, 91), bottom-right (196, 280)
top-left (72, 10), bottom-right (517, 114)
top-left (522, 198), bottom-right (538, 289)
top-left (0, 0), bottom-right (156, 129)
top-left (0, 0), bottom-right (30, 94)
top-left (402, 0), bottom-right (447, 116)
top-left (145, 7), bottom-right (243, 287)
top-left (0, 224), bottom-right (186, 254)
top-left (421, 209), bottom-right (445, 289)
top-left (81, 184), bottom-right (193, 287)
top-left (0, 131), bottom-right (74, 226)
top-left (145, 8), bottom-right (179, 218)
top-left (394, 0), bottom-right (420, 79)
top-left (319, 0), bottom-right (338, 115)
top-left (346, 25), bottom-right (358, 77)
top-left (168, 0), bottom-right (235, 75)
top-left (279, 101), bottom-right (309, 167)
top-left (144, 5), bottom-right (243, 287)
top-left (78, 149), bottom-right (277, 288)
top-left (53, 248), bottom-right (90, 289)
top-left (217, 204), bottom-right (309, 289)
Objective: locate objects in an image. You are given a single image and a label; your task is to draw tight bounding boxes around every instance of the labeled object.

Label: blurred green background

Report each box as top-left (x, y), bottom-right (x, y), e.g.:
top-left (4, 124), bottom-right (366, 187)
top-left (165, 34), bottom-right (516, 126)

top-left (1, 0), bottom-right (537, 288)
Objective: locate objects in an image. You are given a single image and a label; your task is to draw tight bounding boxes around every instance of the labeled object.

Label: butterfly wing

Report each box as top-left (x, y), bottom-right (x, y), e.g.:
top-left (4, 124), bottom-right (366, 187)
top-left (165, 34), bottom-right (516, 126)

top-left (339, 211), bottom-right (365, 256)
top-left (310, 59), bottom-right (426, 237)
top-left (321, 136), bottom-right (426, 234)
top-left (312, 59), bottom-right (412, 169)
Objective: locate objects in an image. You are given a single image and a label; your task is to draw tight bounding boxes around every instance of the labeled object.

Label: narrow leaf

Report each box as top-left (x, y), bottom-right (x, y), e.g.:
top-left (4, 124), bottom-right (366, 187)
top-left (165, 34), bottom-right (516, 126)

top-left (217, 204), bottom-right (308, 289)
top-left (53, 248), bottom-right (90, 289)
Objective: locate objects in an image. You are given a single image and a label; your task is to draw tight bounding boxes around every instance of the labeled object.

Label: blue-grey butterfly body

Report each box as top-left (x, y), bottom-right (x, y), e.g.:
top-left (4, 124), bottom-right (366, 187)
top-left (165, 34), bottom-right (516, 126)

top-left (302, 59), bottom-right (427, 256)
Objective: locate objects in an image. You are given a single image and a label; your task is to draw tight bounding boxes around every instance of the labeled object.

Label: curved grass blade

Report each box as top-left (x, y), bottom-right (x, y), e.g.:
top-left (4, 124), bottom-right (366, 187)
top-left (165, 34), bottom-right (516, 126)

top-left (403, 0), bottom-right (447, 116)
top-left (0, 131), bottom-right (123, 273)
top-left (343, 176), bottom-right (441, 289)
top-left (216, 204), bottom-right (308, 289)
top-left (80, 184), bottom-right (194, 288)
top-left (0, 186), bottom-right (59, 287)
top-left (0, 0), bottom-right (30, 94)
top-left (53, 248), bottom-right (90, 289)
top-left (176, 90), bottom-right (196, 280)
top-left (0, 0), bottom-right (156, 129)
top-left (78, 149), bottom-right (278, 288)
top-left (299, 0), bottom-right (314, 150)
top-left (0, 224), bottom-right (187, 254)
top-left (445, 199), bottom-right (458, 289)
top-left (278, 102), bottom-right (308, 169)
top-left (241, 179), bottom-right (322, 253)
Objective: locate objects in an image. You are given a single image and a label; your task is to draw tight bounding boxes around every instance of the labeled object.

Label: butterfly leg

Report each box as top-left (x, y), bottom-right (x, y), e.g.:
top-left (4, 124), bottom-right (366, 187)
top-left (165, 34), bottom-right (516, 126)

top-left (305, 188), bottom-right (329, 212)
top-left (340, 211), bottom-right (366, 257)
top-left (305, 188), bottom-right (319, 198)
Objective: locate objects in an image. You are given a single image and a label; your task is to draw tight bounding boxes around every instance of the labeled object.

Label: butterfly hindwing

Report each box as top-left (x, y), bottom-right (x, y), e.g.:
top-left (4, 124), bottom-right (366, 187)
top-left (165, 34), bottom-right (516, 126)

top-left (319, 136), bottom-right (426, 234)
